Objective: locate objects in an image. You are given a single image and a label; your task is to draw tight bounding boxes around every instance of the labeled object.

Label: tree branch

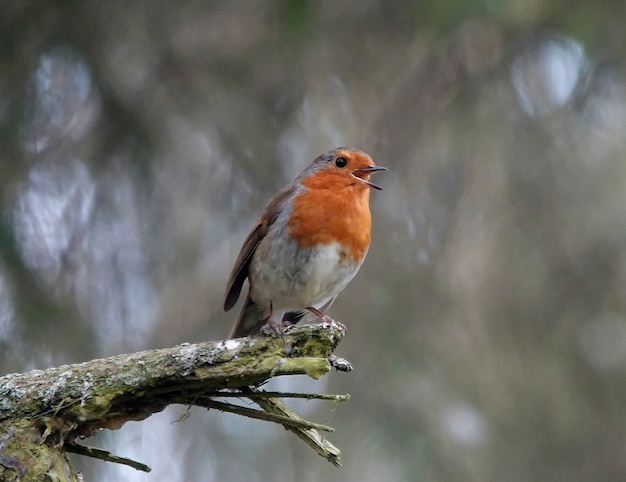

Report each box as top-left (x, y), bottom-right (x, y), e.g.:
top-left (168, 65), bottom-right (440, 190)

top-left (0, 324), bottom-right (349, 481)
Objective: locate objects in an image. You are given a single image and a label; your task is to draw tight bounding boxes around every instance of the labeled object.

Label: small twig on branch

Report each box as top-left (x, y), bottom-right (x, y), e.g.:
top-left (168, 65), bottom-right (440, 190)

top-left (211, 390), bottom-right (351, 402)
top-left (196, 399), bottom-right (335, 432)
top-left (65, 444), bottom-right (151, 472)
top-left (243, 387), bottom-right (343, 467)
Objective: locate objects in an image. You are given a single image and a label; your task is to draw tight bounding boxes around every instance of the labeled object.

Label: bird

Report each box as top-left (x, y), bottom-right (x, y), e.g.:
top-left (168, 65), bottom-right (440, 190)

top-left (224, 147), bottom-right (386, 338)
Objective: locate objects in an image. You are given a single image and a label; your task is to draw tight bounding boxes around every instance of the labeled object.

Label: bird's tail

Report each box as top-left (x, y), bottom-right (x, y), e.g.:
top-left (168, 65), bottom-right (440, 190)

top-left (228, 293), bottom-right (269, 338)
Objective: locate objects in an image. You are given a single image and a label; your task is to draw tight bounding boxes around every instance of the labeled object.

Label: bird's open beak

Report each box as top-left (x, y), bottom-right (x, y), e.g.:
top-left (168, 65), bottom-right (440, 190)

top-left (351, 165), bottom-right (388, 190)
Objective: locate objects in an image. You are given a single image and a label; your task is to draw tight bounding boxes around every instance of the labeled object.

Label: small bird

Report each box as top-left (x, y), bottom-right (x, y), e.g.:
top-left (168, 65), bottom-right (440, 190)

top-left (224, 147), bottom-right (386, 338)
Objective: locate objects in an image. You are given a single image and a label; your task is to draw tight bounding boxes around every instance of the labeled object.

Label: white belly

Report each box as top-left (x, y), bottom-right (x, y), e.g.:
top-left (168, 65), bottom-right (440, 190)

top-left (248, 241), bottom-right (364, 311)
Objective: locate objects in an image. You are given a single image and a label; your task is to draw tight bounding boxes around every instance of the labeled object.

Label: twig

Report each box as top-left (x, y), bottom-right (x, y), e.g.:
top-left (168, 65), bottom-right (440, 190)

top-left (212, 391), bottom-right (351, 402)
top-left (64, 444), bottom-right (151, 472)
top-left (243, 387), bottom-right (342, 467)
top-left (196, 399), bottom-right (334, 432)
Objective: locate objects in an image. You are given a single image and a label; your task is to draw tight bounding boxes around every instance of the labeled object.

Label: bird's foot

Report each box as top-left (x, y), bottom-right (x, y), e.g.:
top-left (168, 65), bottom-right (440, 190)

top-left (306, 306), bottom-right (347, 332)
top-left (322, 317), bottom-right (347, 332)
top-left (260, 317), bottom-right (283, 337)
top-left (260, 302), bottom-right (283, 337)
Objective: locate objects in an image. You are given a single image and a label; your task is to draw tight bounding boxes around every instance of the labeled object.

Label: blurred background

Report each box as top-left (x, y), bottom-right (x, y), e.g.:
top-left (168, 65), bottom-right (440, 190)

top-left (2, 1), bottom-right (626, 481)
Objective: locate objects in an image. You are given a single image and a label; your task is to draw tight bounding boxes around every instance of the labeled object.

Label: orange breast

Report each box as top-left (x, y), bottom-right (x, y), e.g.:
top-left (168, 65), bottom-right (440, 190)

top-left (287, 172), bottom-right (372, 264)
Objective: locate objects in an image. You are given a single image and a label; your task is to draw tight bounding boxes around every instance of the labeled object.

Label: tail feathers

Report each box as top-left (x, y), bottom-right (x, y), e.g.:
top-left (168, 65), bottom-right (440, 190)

top-left (228, 294), bottom-right (270, 338)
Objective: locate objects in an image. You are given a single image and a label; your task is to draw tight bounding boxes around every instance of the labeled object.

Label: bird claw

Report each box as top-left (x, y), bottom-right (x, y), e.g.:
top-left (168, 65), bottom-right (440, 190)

top-left (306, 306), bottom-right (346, 332)
top-left (320, 316), bottom-right (346, 332)
top-left (260, 317), bottom-right (283, 337)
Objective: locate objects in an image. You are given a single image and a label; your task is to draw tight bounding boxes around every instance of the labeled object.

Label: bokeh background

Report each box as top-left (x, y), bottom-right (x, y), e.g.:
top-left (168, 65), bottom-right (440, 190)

top-left (2, 1), bottom-right (626, 481)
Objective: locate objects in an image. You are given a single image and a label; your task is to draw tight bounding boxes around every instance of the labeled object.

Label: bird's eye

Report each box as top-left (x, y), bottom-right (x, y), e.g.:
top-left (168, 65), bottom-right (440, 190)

top-left (335, 157), bottom-right (348, 168)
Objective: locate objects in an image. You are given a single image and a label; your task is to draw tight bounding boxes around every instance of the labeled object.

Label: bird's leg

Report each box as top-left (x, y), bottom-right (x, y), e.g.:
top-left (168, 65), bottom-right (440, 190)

top-left (260, 301), bottom-right (283, 337)
top-left (306, 306), bottom-right (346, 331)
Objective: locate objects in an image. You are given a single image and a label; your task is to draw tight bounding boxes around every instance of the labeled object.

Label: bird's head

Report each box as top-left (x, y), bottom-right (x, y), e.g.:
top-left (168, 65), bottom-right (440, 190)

top-left (301, 147), bottom-right (387, 191)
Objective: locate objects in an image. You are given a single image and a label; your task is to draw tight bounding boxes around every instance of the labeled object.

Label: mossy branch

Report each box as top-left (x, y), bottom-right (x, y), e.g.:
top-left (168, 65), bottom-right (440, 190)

top-left (0, 324), bottom-right (350, 481)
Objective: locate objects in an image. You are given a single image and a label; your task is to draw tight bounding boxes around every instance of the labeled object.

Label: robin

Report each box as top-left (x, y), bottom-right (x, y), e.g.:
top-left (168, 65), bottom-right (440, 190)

top-left (224, 147), bottom-right (386, 338)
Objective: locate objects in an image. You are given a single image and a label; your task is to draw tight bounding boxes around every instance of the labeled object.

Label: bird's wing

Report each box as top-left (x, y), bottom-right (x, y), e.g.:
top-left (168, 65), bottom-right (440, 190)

top-left (223, 184), bottom-right (295, 311)
top-left (223, 222), bottom-right (264, 312)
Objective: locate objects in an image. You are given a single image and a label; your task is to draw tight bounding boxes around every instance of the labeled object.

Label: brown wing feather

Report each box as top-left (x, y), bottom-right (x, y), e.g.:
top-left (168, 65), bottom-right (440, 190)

top-left (223, 183), bottom-right (296, 312)
top-left (223, 222), bottom-right (265, 311)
